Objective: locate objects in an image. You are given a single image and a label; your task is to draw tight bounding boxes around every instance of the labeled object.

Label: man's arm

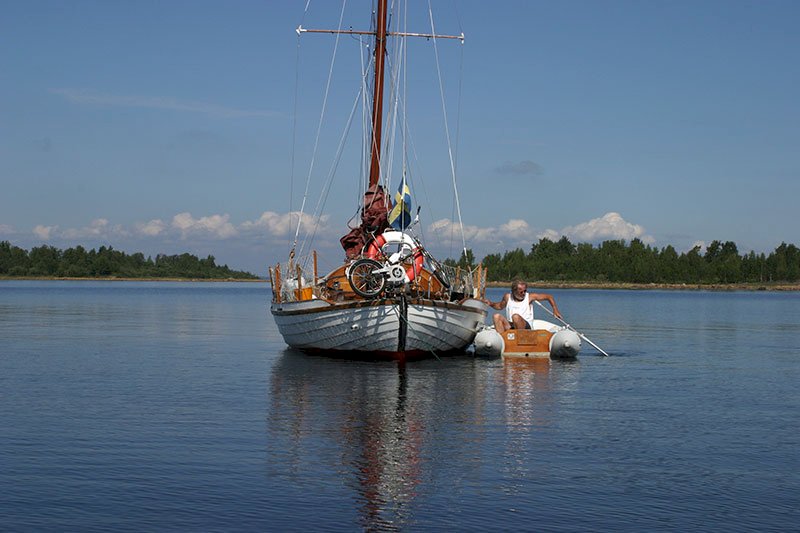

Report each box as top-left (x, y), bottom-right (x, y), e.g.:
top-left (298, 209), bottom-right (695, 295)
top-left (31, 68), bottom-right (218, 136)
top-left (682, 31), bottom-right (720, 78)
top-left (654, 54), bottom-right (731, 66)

top-left (530, 292), bottom-right (562, 319)
top-left (483, 293), bottom-right (508, 310)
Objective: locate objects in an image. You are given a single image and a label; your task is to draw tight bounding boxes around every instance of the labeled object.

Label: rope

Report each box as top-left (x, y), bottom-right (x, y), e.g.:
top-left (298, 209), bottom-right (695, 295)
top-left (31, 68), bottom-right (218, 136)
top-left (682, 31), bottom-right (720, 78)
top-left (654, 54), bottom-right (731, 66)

top-left (287, 0), bottom-right (314, 254)
top-left (428, 0), bottom-right (468, 259)
top-left (299, 73), bottom-right (368, 264)
top-left (289, 31), bottom-right (301, 255)
top-left (292, 0), bottom-right (348, 252)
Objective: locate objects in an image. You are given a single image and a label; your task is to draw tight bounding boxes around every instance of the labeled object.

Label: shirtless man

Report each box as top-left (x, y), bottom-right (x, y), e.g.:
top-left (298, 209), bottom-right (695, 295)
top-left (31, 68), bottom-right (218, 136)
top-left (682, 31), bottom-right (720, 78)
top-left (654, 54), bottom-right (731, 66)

top-left (482, 280), bottom-right (562, 334)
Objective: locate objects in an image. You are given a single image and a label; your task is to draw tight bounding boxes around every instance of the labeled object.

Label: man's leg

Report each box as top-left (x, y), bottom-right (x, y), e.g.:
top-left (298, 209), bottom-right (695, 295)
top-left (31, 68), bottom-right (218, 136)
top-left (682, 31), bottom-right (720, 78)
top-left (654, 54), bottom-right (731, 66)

top-left (511, 313), bottom-right (531, 330)
top-left (493, 313), bottom-right (511, 333)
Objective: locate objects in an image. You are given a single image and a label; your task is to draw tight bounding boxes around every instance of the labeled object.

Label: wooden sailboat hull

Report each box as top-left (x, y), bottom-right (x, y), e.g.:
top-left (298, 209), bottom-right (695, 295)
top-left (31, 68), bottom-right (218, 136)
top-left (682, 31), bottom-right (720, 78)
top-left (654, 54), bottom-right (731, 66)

top-left (271, 297), bottom-right (487, 361)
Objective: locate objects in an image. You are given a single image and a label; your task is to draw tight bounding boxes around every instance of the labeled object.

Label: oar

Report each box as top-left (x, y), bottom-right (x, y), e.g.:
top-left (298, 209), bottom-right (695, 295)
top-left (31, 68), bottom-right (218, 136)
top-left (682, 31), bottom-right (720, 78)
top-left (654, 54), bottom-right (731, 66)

top-left (533, 300), bottom-right (610, 357)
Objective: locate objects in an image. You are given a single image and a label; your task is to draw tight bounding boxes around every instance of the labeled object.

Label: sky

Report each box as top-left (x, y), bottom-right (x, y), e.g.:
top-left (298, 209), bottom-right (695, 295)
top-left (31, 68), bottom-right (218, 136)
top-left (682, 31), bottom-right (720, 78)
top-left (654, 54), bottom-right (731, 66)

top-left (2, 0), bottom-right (799, 276)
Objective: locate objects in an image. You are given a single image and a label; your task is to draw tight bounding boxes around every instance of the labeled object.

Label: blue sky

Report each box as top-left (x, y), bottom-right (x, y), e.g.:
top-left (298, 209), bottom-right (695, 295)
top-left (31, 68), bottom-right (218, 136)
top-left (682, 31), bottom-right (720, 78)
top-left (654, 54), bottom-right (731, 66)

top-left (2, 0), bottom-right (798, 275)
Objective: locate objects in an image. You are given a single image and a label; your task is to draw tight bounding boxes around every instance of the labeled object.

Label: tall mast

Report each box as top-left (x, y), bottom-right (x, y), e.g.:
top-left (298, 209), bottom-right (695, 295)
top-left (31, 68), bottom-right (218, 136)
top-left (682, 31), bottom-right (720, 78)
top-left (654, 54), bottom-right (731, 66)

top-left (295, 1), bottom-right (463, 190)
top-left (368, 0), bottom-right (388, 189)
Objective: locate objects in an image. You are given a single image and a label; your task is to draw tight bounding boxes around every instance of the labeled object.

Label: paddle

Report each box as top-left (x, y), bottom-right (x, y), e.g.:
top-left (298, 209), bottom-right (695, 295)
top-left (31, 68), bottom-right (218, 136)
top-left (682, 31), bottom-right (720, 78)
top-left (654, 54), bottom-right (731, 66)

top-left (533, 300), bottom-right (610, 357)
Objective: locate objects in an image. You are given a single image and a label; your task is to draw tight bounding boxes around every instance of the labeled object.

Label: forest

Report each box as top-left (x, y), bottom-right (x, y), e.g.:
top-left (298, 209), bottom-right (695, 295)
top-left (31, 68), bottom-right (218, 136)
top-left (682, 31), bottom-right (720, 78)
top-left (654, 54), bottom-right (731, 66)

top-left (0, 241), bottom-right (258, 280)
top-left (4, 237), bottom-right (799, 284)
top-left (447, 237), bottom-right (800, 284)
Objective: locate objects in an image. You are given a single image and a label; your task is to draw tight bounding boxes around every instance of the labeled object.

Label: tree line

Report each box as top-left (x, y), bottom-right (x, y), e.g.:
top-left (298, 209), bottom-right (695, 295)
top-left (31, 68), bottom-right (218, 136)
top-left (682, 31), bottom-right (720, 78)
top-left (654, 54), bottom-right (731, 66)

top-left (448, 237), bottom-right (800, 284)
top-left (0, 241), bottom-right (258, 280)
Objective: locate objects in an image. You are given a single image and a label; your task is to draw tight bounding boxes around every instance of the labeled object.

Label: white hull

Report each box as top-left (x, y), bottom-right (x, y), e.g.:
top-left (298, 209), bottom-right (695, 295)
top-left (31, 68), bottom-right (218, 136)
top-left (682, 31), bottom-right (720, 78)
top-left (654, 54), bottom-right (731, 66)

top-left (271, 298), bottom-right (487, 359)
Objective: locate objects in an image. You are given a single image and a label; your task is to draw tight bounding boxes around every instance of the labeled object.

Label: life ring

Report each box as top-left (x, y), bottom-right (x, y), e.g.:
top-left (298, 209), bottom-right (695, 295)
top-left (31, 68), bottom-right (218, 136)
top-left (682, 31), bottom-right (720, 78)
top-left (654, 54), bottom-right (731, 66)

top-left (365, 231), bottom-right (425, 283)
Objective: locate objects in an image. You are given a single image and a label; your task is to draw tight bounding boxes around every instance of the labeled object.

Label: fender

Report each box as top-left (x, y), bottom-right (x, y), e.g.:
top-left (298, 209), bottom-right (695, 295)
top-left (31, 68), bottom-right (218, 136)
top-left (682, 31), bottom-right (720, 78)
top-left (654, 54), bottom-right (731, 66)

top-left (365, 231), bottom-right (425, 282)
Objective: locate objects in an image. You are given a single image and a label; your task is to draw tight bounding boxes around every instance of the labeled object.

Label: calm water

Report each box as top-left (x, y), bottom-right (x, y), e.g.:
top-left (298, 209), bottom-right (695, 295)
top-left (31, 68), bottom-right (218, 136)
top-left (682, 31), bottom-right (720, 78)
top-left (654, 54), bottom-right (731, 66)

top-left (1, 281), bottom-right (798, 531)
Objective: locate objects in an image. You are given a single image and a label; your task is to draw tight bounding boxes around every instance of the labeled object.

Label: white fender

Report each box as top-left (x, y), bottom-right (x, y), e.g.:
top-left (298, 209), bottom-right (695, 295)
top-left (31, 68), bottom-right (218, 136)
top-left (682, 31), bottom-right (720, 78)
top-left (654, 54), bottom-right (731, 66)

top-left (474, 328), bottom-right (504, 357)
top-left (549, 329), bottom-right (581, 359)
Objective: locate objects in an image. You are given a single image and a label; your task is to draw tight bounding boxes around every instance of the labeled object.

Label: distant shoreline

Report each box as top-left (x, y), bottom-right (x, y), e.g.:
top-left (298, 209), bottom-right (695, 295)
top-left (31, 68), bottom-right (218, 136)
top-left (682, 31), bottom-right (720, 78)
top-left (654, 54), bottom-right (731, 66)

top-left (486, 281), bottom-right (800, 291)
top-left (2, 277), bottom-right (798, 291)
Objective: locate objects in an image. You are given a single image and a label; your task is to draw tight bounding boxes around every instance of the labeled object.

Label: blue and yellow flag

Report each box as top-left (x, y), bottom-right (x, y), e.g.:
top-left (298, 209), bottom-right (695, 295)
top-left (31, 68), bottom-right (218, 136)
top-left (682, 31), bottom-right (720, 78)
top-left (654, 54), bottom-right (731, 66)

top-left (388, 176), bottom-right (412, 230)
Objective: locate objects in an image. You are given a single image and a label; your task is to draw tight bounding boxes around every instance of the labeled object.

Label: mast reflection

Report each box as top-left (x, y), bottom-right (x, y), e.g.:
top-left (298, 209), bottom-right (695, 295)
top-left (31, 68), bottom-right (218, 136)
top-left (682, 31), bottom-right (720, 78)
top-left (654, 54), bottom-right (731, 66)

top-left (267, 351), bottom-right (423, 529)
top-left (266, 351), bottom-right (577, 529)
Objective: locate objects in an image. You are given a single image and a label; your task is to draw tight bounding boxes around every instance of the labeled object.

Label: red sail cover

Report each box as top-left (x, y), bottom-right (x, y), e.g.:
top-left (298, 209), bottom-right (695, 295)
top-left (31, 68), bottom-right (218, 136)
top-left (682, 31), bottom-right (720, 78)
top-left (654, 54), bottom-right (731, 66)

top-left (340, 184), bottom-right (392, 259)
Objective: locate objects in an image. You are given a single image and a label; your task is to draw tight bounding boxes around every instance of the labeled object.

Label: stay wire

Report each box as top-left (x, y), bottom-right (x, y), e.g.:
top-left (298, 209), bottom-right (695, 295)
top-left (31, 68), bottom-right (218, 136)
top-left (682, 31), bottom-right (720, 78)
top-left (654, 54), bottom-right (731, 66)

top-left (299, 73), bottom-right (368, 264)
top-left (292, 0), bottom-right (348, 252)
top-left (288, 1), bottom-right (313, 254)
top-left (428, 0), bottom-right (467, 259)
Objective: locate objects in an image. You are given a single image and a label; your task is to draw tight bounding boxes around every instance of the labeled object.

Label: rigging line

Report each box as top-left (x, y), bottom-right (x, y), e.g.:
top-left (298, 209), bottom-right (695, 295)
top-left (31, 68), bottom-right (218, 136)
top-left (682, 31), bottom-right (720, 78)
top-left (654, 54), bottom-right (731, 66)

top-left (401, 115), bottom-right (434, 244)
top-left (352, 35), bottom-right (369, 221)
top-left (377, 37), bottom-right (440, 249)
top-left (288, 27), bottom-right (302, 255)
top-left (428, 0), bottom-right (468, 258)
top-left (384, 39), bottom-right (405, 196)
top-left (288, 0), bottom-right (315, 255)
top-left (299, 75), bottom-right (367, 264)
top-left (449, 43), bottom-right (465, 263)
top-left (401, 0), bottom-right (408, 223)
top-left (360, 36), bottom-right (372, 206)
top-left (300, 45), bottom-right (376, 261)
top-left (451, 3), bottom-right (465, 261)
top-left (292, 0), bottom-right (349, 252)
top-left (385, 0), bottom-right (408, 199)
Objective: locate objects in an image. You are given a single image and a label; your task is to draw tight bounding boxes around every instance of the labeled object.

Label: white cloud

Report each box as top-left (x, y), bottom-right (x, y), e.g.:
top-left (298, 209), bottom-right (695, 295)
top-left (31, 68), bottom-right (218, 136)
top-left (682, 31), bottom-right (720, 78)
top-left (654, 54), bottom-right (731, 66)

top-left (136, 219), bottom-right (167, 237)
top-left (50, 88), bottom-right (277, 119)
top-left (60, 218), bottom-right (129, 239)
top-left (0, 224), bottom-right (14, 235)
top-left (172, 212), bottom-right (237, 239)
top-left (427, 212), bottom-right (654, 254)
top-left (240, 211), bottom-right (331, 237)
top-left (499, 219), bottom-right (535, 240)
top-left (535, 228), bottom-right (558, 241)
top-left (428, 218), bottom-right (498, 244)
top-left (23, 211), bottom-right (331, 244)
top-left (33, 225), bottom-right (58, 240)
top-left (558, 212), bottom-right (654, 244)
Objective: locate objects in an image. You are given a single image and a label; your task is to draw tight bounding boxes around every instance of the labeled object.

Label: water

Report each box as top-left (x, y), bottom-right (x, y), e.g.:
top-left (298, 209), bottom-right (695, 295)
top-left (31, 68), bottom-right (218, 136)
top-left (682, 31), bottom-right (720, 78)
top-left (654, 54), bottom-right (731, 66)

top-left (1, 281), bottom-right (798, 531)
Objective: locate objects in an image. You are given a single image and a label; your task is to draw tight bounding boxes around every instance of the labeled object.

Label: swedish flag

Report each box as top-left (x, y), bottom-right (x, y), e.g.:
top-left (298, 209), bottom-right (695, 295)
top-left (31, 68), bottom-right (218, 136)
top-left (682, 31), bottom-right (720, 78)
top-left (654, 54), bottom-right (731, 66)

top-left (388, 177), bottom-right (412, 230)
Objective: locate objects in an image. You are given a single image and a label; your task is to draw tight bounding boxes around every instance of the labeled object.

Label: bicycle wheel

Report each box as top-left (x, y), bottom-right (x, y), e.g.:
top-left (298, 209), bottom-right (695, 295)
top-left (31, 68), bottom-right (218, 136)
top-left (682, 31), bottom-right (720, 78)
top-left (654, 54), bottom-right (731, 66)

top-left (348, 258), bottom-right (386, 298)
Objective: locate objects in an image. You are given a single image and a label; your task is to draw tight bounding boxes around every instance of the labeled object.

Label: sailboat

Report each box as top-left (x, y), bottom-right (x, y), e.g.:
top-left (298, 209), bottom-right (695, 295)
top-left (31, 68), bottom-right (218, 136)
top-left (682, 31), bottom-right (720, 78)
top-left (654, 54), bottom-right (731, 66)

top-left (269, 0), bottom-right (488, 361)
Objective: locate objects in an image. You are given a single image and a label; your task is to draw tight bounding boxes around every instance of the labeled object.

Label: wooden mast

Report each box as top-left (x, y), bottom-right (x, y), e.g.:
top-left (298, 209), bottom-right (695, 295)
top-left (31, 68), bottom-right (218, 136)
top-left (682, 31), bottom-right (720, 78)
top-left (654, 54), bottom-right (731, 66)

top-left (295, 0), bottom-right (462, 189)
top-left (367, 0), bottom-right (388, 188)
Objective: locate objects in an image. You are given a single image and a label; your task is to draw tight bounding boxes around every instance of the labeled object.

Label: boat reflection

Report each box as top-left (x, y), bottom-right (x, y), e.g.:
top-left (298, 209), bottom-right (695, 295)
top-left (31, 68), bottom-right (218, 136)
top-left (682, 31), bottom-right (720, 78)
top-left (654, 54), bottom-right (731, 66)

top-left (266, 351), bottom-right (578, 529)
top-left (268, 350), bottom-right (425, 529)
top-left (500, 358), bottom-right (554, 431)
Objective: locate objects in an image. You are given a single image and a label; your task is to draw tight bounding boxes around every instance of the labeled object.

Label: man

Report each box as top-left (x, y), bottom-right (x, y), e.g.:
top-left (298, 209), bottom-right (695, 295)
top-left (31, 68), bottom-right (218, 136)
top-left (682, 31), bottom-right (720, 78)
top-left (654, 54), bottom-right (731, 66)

top-left (482, 280), bottom-right (562, 334)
